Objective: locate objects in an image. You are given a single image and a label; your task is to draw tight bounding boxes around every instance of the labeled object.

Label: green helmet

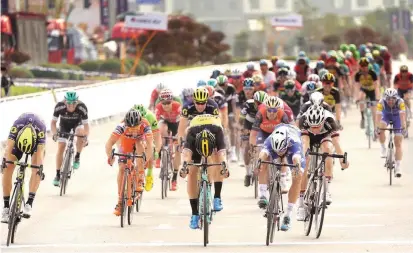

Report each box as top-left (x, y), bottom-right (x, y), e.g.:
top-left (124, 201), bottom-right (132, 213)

top-left (64, 91), bottom-right (78, 102)
top-left (253, 90), bottom-right (268, 104)
top-left (216, 75), bottom-right (228, 85)
top-left (207, 78), bottom-right (218, 88)
top-left (133, 104), bottom-right (147, 116)
top-left (349, 44), bottom-right (357, 52)
top-left (340, 44), bottom-right (348, 52)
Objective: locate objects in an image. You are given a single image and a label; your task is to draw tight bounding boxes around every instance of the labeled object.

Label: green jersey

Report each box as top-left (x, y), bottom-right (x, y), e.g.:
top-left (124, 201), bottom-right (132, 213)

top-left (132, 105), bottom-right (159, 132)
top-left (155, 96), bottom-right (182, 105)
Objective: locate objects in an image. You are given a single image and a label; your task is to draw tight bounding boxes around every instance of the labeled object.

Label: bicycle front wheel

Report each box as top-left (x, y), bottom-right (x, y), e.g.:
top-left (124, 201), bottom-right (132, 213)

top-left (60, 151), bottom-right (71, 196)
top-left (120, 173), bottom-right (128, 228)
top-left (202, 181), bottom-right (209, 247)
top-left (128, 175), bottom-right (135, 225)
top-left (388, 148), bottom-right (393, 186)
top-left (160, 150), bottom-right (168, 199)
top-left (136, 191), bottom-right (143, 212)
top-left (7, 184), bottom-right (21, 246)
top-left (304, 179), bottom-right (316, 236)
top-left (266, 183), bottom-right (277, 246)
top-left (314, 177), bottom-right (327, 239)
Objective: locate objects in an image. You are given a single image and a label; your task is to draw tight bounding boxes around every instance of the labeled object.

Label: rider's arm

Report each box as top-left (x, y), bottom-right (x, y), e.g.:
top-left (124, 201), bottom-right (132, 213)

top-left (105, 134), bottom-right (119, 158)
top-left (33, 144), bottom-right (45, 166)
top-left (177, 117), bottom-right (188, 142)
top-left (249, 111), bottom-right (262, 145)
top-left (79, 103), bottom-right (89, 136)
top-left (220, 106), bottom-right (229, 130)
top-left (216, 128), bottom-right (227, 163)
top-left (400, 102), bottom-right (407, 129)
top-left (51, 104), bottom-right (60, 135)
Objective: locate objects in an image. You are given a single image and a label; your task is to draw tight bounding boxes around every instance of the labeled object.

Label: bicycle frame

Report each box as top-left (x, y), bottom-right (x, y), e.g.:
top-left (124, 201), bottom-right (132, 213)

top-left (379, 121), bottom-right (403, 186)
top-left (160, 134), bottom-right (178, 199)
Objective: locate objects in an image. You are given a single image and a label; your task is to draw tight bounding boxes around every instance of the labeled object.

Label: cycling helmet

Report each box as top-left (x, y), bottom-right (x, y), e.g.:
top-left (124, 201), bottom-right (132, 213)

top-left (16, 124), bottom-right (37, 154)
top-left (310, 91), bottom-right (324, 106)
top-left (284, 79), bottom-right (296, 90)
top-left (400, 65), bottom-right (408, 72)
top-left (197, 80), bottom-right (207, 87)
top-left (372, 50), bottom-right (380, 57)
top-left (321, 72), bottom-right (336, 83)
top-left (308, 74), bottom-right (320, 83)
top-left (224, 68), bottom-right (231, 76)
top-left (359, 57), bottom-right (369, 66)
top-left (380, 46), bottom-right (388, 52)
top-left (345, 51), bottom-right (353, 59)
top-left (252, 74), bottom-right (263, 83)
top-left (384, 88), bottom-right (398, 99)
top-left (318, 69), bottom-right (329, 79)
top-left (365, 48), bottom-right (371, 54)
top-left (133, 104), bottom-right (147, 116)
top-left (216, 75), bottom-right (228, 86)
top-left (205, 85), bottom-right (214, 97)
top-left (125, 109), bottom-right (141, 127)
top-left (349, 44), bottom-right (357, 52)
top-left (303, 81), bottom-right (318, 93)
top-left (231, 69), bottom-right (242, 77)
top-left (243, 78), bottom-right (254, 88)
top-left (277, 67), bottom-right (289, 77)
top-left (253, 90), bottom-right (268, 104)
top-left (159, 89), bottom-right (173, 101)
top-left (264, 96), bottom-right (282, 109)
top-left (315, 60), bottom-right (325, 69)
top-left (306, 105), bottom-right (326, 127)
top-left (182, 88), bottom-right (194, 97)
top-left (340, 44), bottom-right (348, 52)
top-left (195, 128), bottom-right (216, 157)
top-left (327, 50), bottom-right (337, 58)
top-left (287, 70), bottom-right (296, 80)
top-left (246, 62), bottom-right (255, 70)
top-left (298, 51), bottom-right (306, 57)
top-left (359, 44), bottom-right (367, 51)
top-left (193, 87), bottom-right (209, 103)
top-left (276, 60), bottom-right (287, 68)
top-left (211, 69), bottom-right (221, 79)
top-left (271, 127), bottom-right (289, 154)
top-left (64, 91), bottom-right (78, 103)
top-left (207, 78), bottom-right (218, 88)
top-left (271, 56), bottom-right (279, 61)
top-left (259, 59), bottom-right (268, 66)
top-left (156, 83), bottom-right (167, 92)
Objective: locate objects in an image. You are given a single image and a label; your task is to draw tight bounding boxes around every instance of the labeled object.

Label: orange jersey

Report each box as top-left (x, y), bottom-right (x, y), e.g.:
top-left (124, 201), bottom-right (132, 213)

top-left (155, 101), bottom-right (181, 123)
top-left (253, 106), bottom-right (289, 133)
top-left (112, 118), bottom-right (152, 152)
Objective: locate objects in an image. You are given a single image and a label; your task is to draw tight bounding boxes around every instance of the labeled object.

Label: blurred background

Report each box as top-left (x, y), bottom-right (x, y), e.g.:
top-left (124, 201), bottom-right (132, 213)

top-left (1, 0), bottom-right (413, 96)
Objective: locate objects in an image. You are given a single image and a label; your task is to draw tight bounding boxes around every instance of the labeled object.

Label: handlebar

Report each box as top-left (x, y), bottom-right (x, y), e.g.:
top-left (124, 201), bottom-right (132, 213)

top-left (2, 160), bottom-right (45, 180)
top-left (182, 161), bottom-right (227, 175)
top-left (306, 151), bottom-right (348, 170)
top-left (257, 159), bottom-right (299, 169)
top-left (379, 128), bottom-right (404, 131)
top-left (57, 131), bottom-right (86, 138)
top-left (111, 149), bottom-right (146, 162)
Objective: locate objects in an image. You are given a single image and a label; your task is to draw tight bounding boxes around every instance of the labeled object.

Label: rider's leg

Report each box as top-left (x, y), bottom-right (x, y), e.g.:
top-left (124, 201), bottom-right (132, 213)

top-left (73, 125), bottom-right (86, 169)
top-left (321, 139), bottom-right (334, 204)
top-left (359, 89), bottom-right (367, 128)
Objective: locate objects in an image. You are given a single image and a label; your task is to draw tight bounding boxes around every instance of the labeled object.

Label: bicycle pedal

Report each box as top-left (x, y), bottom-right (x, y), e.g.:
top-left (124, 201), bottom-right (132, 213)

top-left (22, 213), bottom-right (30, 219)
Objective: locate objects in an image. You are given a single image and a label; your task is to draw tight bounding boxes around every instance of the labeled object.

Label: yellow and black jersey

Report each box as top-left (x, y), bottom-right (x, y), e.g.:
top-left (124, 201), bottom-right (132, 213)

top-left (316, 87), bottom-right (341, 109)
top-left (181, 98), bottom-right (219, 121)
top-left (355, 70), bottom-right (378, 91)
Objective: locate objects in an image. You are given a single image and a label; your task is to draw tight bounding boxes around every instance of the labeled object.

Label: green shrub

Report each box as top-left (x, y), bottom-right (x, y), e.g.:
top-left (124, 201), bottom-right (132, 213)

top-left (150, 65), bottom-right (194, 73)
top-left (9, 67), bottom-right (34, 78)
top-left (1, 86), bottom-right (47, 97)
top-left (99, 59), bottom-right (122, 74)
top-left (31, 68), bottom-right (66, 79)
top-left (79, 60), bottom-right (104, 72)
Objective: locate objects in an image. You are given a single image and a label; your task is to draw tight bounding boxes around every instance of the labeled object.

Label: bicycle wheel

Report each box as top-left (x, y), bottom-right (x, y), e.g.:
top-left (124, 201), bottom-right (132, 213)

top-left (202, 181), bottom-right (209, 247)
top-left (136, 190), bottom-right (143, 212)
top-left (253, 175), bottom-right (258, 199)
top-left (128, 174), bottom-right (136, 225)
top-left (314, 177), bottom-right (327, 239)
top-left (120, 172), bottom-right (128, 228)
top-left (160, 150), bottom-right (168, 199)
top-left (265, 183), bottom-right (277, 246)
top-left (60, 151), bottom-right (70, 196)
top-left (304, 179), bottom-right (316, 236)
top-left (7, 184), bottom-right (21, 246)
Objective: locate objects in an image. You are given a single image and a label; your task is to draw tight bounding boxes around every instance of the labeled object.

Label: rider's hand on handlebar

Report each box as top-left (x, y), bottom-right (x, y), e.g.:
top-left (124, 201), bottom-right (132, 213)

top-left (340, 159), bottom-right (349, 169)
top-left (107, 156), bottom-right (115, 166)
top-left (52, 133), bottom-right (58, 142)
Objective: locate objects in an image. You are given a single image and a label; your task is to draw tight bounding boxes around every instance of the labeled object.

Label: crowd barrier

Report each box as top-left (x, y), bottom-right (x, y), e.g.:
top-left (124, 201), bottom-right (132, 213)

top-left (0, 60), bottom-right (409, 142)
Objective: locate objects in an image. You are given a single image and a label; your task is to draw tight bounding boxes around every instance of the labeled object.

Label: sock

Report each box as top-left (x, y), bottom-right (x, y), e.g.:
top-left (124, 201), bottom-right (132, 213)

top-left (259, 184), bottom-right (268, 198)
top-left (75, 152), bottom-right (80, 159)
top-left (3, 196), bottom-right (10, 208)
top-left (26, 192), bottom-right (35, 206)
top-left (56, 170), bottom-right (60, 177)
top-left (286, 203), bottom-right (294, 216)
top-left (189, 199), bottom-right (199, 215)
top-left (146, 167), bottom-right (153, 176)
top-left (361, 111), bottom-right (365, 119)
top-left (299, 191), bottom-right (304, 206)
top-left (381, 143), bottom-right (386, 149)
top-left (396, 160), bottom-right (401, 169)
top-left (172, 170), bottom-right (178, 181)
top-left (326, 176), bottom-right (332, 192)
top-left (214, 182), bottom-right (223, 199)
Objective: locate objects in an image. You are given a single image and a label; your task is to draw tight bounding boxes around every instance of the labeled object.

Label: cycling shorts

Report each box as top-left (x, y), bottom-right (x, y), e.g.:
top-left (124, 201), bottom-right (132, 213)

top-left (256, 130), bottom-right (271, 145)
top-left (301, 132), bottom-right (332, 149)
top-left (360, 88), bottom-right (376, 102)
top-left (57, 125), bottom-right (83, 143)
top-left (159, 119), bottom-right (179, 136)
top-left (381, 114), bottom-right (403, 135)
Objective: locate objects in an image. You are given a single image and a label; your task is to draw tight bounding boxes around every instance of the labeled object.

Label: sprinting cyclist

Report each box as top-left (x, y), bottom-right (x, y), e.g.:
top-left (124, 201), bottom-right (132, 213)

top-left (394, 65), bottom-right (413, 116)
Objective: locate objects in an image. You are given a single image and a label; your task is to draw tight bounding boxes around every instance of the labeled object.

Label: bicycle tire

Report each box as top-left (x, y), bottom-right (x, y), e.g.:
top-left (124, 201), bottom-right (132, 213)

top-left (254, 175), bottom-right (258, 199)
top-left (304, 180), bottom-right (315, 236)
top-left (128, 176), bottom-right (135, 225)
top-left (265, 183), bottom-right (276, 246)
top-left (388, 147), bottom-right (393, 186)
top-left (160, 150), bottom-right (168, 199)
top-left (6, 184), bottom-right (20, 246)
top-left (120, 172), bottom-right (128, 228)
top-left (202, 181), bottom-right (209, 247)
top-left (314, 177), bottom-right (327, 239)
top-left (136, 191), bottom-right (143, 212)
top-left (59, 151), bottom-right (70, 196)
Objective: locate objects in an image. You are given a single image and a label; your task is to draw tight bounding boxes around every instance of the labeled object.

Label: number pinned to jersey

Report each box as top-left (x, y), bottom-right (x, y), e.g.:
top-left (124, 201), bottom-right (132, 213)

top-left (38, 131), bottom-right (45, 138)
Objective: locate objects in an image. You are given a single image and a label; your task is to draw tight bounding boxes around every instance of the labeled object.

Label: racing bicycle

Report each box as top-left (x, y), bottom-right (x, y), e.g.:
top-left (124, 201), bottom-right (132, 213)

top-left (181, 157), bottom-right (227, 247)
top-left (2, 156), bottom-right (44, 246)
top-left (159, 133), bottom-right (177, 199)
top-left (304, 146), bottom-right (347, 238)
top-left (257, 159), bottom-right (299, 246)
top-left (380, 121), bottom-right (403, 186)
top-left (359, 99), bottom-right (375, 148)
top-left (56, 130), bottom-right (86, 196)
top-left (111, 147), bottom-right (146, 227)
top-left (249, 144), bottom-right (263, 199)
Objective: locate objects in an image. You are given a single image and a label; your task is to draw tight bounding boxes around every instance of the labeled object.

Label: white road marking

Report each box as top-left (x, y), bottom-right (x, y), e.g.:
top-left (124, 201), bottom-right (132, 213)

top-left (327, 213), bottom-right (382, 217)
top-left (3, 240), bottom-right (413, 249)
top-left (324, 224), bottom-right (385, 228)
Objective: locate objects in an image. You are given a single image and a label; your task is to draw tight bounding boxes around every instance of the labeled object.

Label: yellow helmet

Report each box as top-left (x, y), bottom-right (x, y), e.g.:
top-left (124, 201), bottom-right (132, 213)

top-left (16, 125), bottom-right (37, 154)
top-left (321, 72), bottom-right (336, 83)
top-left (195, 129), bottom-right (216, 157)
top-left (193, 87), bottom-right (209, 103)
top-left (264, 96), bottom-right (282, 109)
top-left (252, 74), bottom-right (263, 83)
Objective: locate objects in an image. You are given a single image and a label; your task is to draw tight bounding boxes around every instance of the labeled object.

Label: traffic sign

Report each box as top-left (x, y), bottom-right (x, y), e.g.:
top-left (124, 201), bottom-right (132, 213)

top-left (125, 13), bottom-right (168, 31)
top-left (270, 14), bottom-right (303, 28)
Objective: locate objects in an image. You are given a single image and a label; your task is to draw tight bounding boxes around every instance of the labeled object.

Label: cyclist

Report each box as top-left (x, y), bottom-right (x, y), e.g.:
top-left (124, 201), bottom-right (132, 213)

top-left (316, 73), bottom-right (342, 126)
top-left (258, 123), bottom-right (305, 231)
top-left (179, 115), bottom-right (228, 229)
top-left (106, 109), bottom-right (153, 216)
top-left (133, 104), bottom-right (161, 191)
top-left (313, 61), bottom-right (325, 76)
top-left (252, 74), bottom-right (267, 92)
top-left (155, 89), bottom-right (182, 105)
top-left (375, 88), bottom-right (406, 177)
top-left (380, 46), bottom-right (392, 86)
top-left (181, 88), bottom-right (194, 106)
top-left (394, 65), bottom-right (413, 115)
top-left (155, 89), bottom-right (182, 191)
top-left (259, 59), bottom-right (276, 88)
top-left (269, 56), bottom-right (279, 74)
top-left (240, 90), bottom-right (268, 186)
top-left (51, 91), bottom-right (89, 187)
top-left (294, 56), bottom-right (311, 85)
top-left (229, 69), bottom-right (244, 94)
top-left (280, 79), bottom-right (302, 118)
top-left (1, 113), bottom-right (46, 222)
top-left (325, 51), bottom-right (344, 88)
top-left (298, 91), bottom-right (332, 120)
top-left (243, 62), bottom-right (256, 78)
top-left (301, 81), bottom-right (319, 104)
top-left (210, 69), bottom-right (222, 79)
top-left (355, 57), bottom-right (379, 129)
top-left (237, 78), bottom-right (255, 108)
top-left (272, 67), bottom-right (289, 96)
top-left (149, 83), bottom-right (167, 111)
top-left (205, 85), bottom-right (228, 129)
top-left (349, 44), bottom-right (360, 60)
top-left (296, 105), bottom-right (348, 220)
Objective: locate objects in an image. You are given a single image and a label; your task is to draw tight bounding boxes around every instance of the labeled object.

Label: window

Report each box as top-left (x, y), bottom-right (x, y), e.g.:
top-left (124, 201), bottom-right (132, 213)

top-left (334, 0), bottom-right (344, 8)
top-left (383, 0), bottom-right (395, 7)
top-left (357, 0), bottom-right (368, 7)
top-left (249, 0), bottom-right (259, 9)
top-left (275, 0), bottom-right (287, 9)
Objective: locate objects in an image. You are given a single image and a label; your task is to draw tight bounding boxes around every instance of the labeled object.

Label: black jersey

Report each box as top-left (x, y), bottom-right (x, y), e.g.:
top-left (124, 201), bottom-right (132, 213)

top-left (181, 98), bottom-right (219, 120)
top-left (280, 91), bottom-right (301, 117)
top-left (213, 92), bottom-right (227, 109)
top-left (316, 87), bottom-right (341, 110)
top-left (52, 100), bottom-right (88, 129)
top-left (220, 84), bottom-right (237, 114)
top-left (297, 101), bottom-right (332, 119)
top-left (240, 99), bottom-right (258, 130)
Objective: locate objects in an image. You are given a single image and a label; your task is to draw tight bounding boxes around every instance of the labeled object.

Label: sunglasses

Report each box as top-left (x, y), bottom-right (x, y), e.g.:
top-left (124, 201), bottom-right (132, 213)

top-left (195, 101), bottom-right (206, 105)
top-left (66, 101), bottom-right (76, 105)
top-left (243, 87), bottom-right (254, 91)
top-left (267, 108), bottom-right (278, 113)
top-left (323, 82), bottom-right (333, 85)
top-left (162, 101), bottom-right (172, 105)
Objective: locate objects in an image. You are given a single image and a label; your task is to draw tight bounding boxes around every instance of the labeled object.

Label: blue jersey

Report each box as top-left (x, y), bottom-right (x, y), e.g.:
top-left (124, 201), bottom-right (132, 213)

top-left (372, 63), bottom-right (381, 77)
top-left (262, 124), bottom-right (305, 171)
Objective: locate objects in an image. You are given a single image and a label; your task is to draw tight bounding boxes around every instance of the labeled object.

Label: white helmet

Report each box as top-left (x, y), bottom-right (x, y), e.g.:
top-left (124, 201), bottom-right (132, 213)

top-left (156, 83), bottom-right (167, 92)
top-left (310, 91), bottom-right (324, 106)
top-left (384, 88), bottom-right (398, 99)
top-left (264, 96), bottom-right (282, 109)
top-left (307, 74), bottom-right (320, 83)
top-left (271, 127), bottom-right (289, 154)
top-left (306, 105), bottom-right (326, 127)
top-left (246, 62), bottom-right (255, 70)
top-left (287, 70), bottom-right (296, 80)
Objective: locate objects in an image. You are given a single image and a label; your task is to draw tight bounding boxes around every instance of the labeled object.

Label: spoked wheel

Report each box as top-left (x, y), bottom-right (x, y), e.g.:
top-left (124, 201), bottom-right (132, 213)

top-left (60, 154), bottom-right (70, 196)
top-left (253, 175), bottom-right (258, 199)
top-left (160, 151), bottom-right (168, 199)
top-left (202, 181), bottom-right (209, 247)
top-left (7, 186), bottom-right (20, 246)
top-left (314, 177), bottom-right (327, 239)
top-left (304, 181), bottom-right (315, 236)
top-left (120, 173), bottom-right (128, 228)
top-left (127, 179), bottom-right (136, 225)
top-left (136, 191), bottom-right (143, 212)
top-left (265, 184), bottom-right (277, 246)
top-left (389, 162), bottom-right (394, 186)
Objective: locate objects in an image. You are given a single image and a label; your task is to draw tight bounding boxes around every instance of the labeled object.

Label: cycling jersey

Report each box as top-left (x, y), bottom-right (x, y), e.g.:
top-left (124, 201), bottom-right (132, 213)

top-left (355, 70), bottom-right (378, 91)
top-left (240, 99), bottom-right (258, 130)
top-left (236, 90), bottom-right (252, 107)
top-left (181, 98), bottom-right (219, 121)
top-left (261, 71), bottom-right (276, 88)
top-left (325, 63), bottom-right (344, 87)
top-left (184, 114), bottom-right (226, 163)
top-left (9, 113), bottom-right (46, 159)
top-left (132, 107), bottom-right (159, 133)
top-left (258, 103), bottom-right (294, 122)
top-left (298, 110), bottom-right (340, 147)
top-left (220, 84), bottom-right (237, 114)
top-left (280, 91), bottom-right (301, 117)
top-left (212, 91), bottom-right (228, 109)
top-left (262, 124), bottom-right (305, 172)
top-left (112, 118), bottom-right (152, 153)
top-left (316, 87), bottom-right (341, 110)
top-left (155, 95), bottom-right (182, 106)
top-left (294, 64), bottom-right (310, 84)
top-left (382, 51), bottom-right (392, 74)
top-left (377, 98), bottom-right (405, 134)
top-left (252, 107), bottom-right (289, 134)
top-left (394, 72), bottom-right (413, 90)
top-left (53, 100), bottom-right (88, 132)
top-left (155, 101), bottom-right (181, 123)
top-left (374, 57), bottom-right (384, 68)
